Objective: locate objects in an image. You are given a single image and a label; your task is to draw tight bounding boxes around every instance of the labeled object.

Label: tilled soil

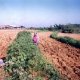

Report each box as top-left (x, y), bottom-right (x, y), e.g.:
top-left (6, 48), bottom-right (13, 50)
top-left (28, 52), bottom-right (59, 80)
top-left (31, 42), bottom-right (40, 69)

top-left (0, 30), bottom-right (21, 58)
top-left (58, 33), bottom-right (80, 40)
top-left (0, 30), bottom-right (80, 80)
top-left (0, 30), bottom-right (21, 79)
top-left (0, 29), bottom-right (38, 79)
top-left (38, 32), bottom-right (80, 80)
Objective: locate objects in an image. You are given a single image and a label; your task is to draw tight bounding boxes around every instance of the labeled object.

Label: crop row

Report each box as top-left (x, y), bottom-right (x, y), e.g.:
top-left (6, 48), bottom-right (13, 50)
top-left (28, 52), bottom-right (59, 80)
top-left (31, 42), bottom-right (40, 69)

top-left (50, 32), bottom-right (80, 48)
top-left (5, 31), bottom-right (61, 80)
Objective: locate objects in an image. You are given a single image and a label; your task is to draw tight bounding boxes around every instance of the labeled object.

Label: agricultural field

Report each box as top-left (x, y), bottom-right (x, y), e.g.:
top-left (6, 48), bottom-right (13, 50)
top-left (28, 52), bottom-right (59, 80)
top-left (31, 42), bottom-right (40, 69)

top-left (0, 30), bottom-right (80, 80)
top-left (58, 33), bottom-right (80, 40)
top-left (0, 30), bottom-right (23, 59)
top-left (0, 29), bottom-right (38, 58)
top-left (0, 30), bottom-right (22, 79)
top-left (38, 32), bottom-right (80, 80)
top-left (0, 29), bottom-right (37, 79)
top-left (0, 30), bottom-right (35, 60)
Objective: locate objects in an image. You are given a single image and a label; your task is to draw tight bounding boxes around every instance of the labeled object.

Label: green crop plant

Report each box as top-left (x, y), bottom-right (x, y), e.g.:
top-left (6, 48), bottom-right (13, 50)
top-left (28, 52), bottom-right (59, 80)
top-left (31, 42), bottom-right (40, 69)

top-left (5, 31), bottom-right (62, 80)
top-left (50, 32), bottom-right (58, 39)
top-left (50, 32), bottom-right (80, 48)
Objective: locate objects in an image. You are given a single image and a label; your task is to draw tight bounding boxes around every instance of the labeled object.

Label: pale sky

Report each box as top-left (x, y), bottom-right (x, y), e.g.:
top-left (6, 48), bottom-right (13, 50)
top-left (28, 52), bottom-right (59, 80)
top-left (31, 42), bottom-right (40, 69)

top-left (0, 0), bottom-right (80, 27)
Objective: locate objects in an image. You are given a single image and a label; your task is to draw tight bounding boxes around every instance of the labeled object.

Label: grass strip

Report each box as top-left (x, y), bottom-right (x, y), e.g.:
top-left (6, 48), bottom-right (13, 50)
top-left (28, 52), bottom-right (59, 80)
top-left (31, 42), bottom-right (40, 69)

top-left (50, 32), bottom-right (80, 48)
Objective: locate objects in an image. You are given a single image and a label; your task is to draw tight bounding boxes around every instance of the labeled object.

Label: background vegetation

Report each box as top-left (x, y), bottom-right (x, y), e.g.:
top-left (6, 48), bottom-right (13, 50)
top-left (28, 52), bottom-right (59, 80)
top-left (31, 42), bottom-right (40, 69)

top-left (30, 24), bottom-right (80, 33)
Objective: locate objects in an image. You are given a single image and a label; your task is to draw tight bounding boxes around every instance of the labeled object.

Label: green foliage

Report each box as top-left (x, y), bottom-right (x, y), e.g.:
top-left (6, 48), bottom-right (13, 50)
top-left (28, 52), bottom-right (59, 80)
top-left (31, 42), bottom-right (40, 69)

top-left (34, 76), bottom-right (43, 80)
top-left (5, 31), bottom-right (61, 80)
top-left (33, 24), bottom-right (80, 33)
top-left (57, 37), bottom-right (80, 48)
top-left (76, 41), bottom-right (80, 48)
top-left (50, 33), bottom-right (80, 48)
top-left (62, 28), bottom-right (74, 33)
top-left (50, 32), bottom-right (58, 39)
top-left (56, 24), bottom-right (80, 33)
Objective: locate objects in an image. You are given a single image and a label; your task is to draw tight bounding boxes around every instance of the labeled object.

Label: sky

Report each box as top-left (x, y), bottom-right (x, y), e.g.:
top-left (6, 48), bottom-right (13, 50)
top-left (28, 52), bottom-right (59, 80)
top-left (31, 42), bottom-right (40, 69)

top-left (0, 0), bottom-right (80, 27)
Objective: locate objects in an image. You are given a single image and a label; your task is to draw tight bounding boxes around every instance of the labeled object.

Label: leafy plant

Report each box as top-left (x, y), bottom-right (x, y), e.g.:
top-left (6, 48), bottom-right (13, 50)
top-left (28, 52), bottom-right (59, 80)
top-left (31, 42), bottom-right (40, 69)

top-left (5, 31), bottom-right (62, 80)
top-left (50, 32), bottom-right (58, 39)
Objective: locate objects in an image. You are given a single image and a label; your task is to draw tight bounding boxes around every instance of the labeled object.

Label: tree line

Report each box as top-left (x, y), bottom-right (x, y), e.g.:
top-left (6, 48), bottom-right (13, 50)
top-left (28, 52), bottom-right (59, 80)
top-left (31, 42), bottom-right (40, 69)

top-left (31, 24), bottom-right (80, 33)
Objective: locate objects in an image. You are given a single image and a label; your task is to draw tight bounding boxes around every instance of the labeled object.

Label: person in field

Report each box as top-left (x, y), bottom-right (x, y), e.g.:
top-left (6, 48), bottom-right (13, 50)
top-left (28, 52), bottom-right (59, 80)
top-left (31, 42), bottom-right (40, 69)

top-left (33, 32), bottom-right (39, 45)
top-left (0, 58), bottom-right (5, 67)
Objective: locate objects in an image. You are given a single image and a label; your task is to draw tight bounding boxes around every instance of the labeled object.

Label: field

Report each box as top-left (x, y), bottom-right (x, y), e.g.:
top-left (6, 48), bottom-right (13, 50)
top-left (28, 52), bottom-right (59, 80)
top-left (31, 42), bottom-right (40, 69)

top-left (58, 33), bottom-right (80, 40)
top-left (0, 30), bottom-right (34, 79)
top-left (0, 30), bottom-right (23, 59)
top-left (0, 29), bottom-right (38, 58)
top-left (0, 30), bottom-right (80, 80)
top-left (38, 32), bottom-right (80, 80)
top-left (0, 30), bottom-right (23, 79)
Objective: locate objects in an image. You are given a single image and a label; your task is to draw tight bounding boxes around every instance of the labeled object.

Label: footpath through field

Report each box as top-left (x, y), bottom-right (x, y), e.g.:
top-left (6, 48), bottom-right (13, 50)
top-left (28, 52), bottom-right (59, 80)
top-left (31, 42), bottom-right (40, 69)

top-left (38, 32), bottom-right (80, 80)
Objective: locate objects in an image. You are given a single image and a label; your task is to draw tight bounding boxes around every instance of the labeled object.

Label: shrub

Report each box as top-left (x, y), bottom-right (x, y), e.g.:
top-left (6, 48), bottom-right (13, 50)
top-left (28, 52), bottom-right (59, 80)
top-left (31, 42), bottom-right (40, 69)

top-left (62, 28), bottom-right (74, 33)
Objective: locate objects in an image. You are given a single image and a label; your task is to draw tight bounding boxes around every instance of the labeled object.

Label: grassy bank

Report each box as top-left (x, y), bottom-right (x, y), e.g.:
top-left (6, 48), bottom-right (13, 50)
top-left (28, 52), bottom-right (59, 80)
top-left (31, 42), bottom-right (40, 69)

top-left (5, 31), bottom-right (62, 80)
top-left (50, 32), bottom-right (80, 48)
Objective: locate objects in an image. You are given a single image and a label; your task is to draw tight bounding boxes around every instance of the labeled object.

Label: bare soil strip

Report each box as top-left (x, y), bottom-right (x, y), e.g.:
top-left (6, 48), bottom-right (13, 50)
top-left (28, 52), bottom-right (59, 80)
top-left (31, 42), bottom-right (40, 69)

top-left (0, 30), bottom-right (21, 79)
top-left (38, 32), bottom-right (80, 80)
top-left (0, 30), bottom-right (22, 58)
top-left (58, 33), bottom-right (80, 40)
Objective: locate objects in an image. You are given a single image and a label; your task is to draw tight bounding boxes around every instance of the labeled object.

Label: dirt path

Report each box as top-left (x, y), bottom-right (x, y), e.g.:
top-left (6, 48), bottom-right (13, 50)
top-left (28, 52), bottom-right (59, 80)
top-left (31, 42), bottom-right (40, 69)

top-left (38, 32), bottom-right (80, 80)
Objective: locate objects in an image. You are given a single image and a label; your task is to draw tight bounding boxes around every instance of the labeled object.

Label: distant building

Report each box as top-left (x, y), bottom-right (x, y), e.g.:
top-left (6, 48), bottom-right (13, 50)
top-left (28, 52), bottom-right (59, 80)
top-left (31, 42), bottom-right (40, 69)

top-left (0, 25), bottom-right (26, 29)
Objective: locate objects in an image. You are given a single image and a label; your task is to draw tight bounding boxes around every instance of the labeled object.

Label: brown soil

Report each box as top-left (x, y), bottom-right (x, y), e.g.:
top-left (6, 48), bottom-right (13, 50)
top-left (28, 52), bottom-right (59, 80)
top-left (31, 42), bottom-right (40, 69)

top-left (58, 33), bottom-right (80, 40)
top-left (0, 30), bottom-right (80, 80)
top-left (0, 30), bottom-right (22, 58)
top-left (38, 32), bottom-right (80, 80)
top-left (0, 30), bottom-right (22, 79)
top-left (0, 29), bottom-right (37, 58)
top-left (0, 29), bottom-right (38, 79)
